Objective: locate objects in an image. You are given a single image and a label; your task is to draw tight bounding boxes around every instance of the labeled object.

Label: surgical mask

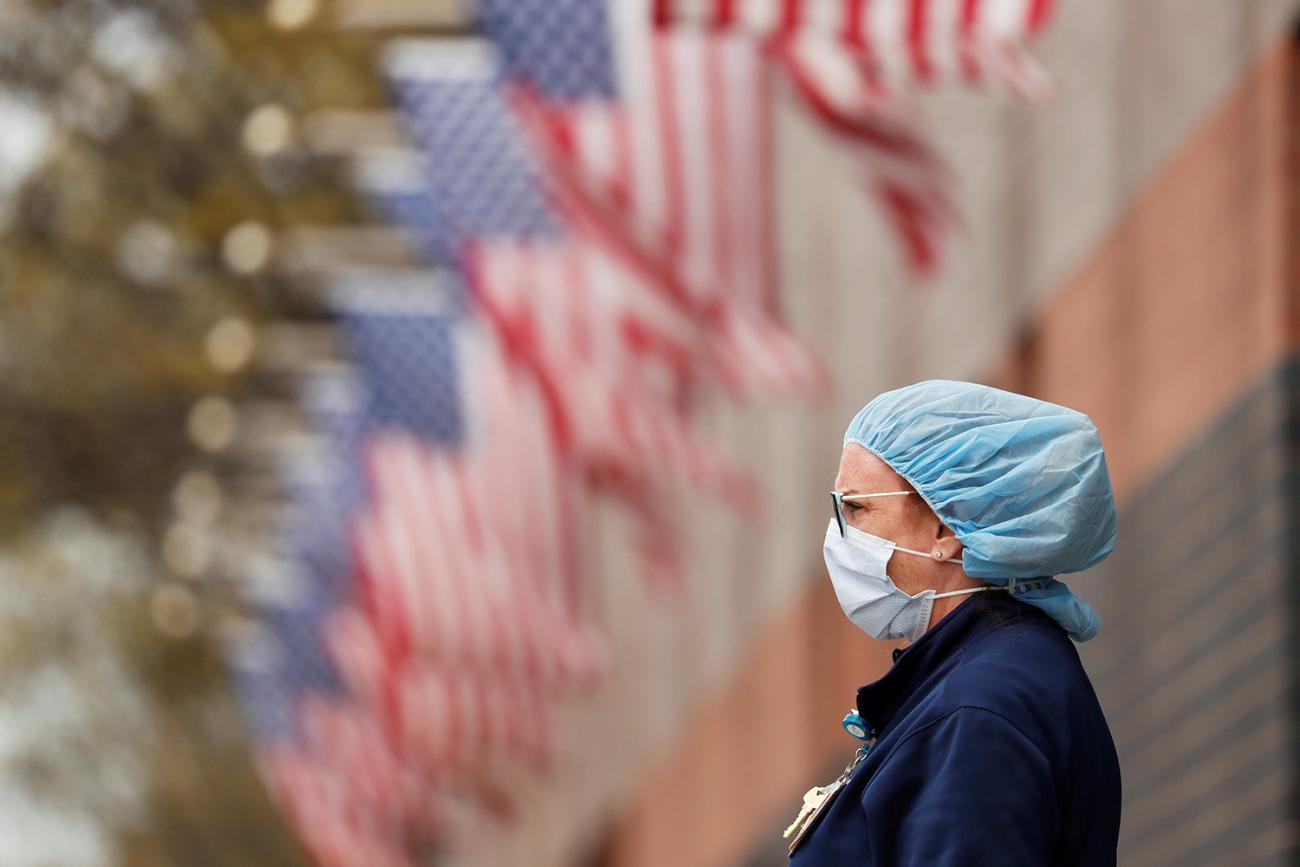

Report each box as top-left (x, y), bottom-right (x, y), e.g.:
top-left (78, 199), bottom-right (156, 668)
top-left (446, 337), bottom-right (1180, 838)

top-left (823, 519), bottom-right (996, 642)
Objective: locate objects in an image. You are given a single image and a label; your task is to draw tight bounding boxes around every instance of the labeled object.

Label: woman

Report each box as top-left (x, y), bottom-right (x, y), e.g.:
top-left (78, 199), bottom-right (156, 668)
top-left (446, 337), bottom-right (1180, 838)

top-left (786, 380), bottom-right (1122, 865)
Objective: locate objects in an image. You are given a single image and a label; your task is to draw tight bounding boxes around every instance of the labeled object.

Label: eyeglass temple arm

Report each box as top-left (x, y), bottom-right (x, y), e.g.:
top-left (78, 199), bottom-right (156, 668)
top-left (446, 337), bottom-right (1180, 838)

top-left (836, 491), bottom-right (915, 501)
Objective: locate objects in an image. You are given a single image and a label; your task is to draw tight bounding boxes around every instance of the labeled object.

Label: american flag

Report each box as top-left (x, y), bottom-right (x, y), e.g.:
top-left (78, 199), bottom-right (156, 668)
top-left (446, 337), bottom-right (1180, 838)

top-left (380, 38), bottom-right (767, 590)
top-left (487, 0), bottom-right (1054, 276)
top-left (652, 0), bottom-right (1058, 97)
top-left (236, 281), bottom-right (608, 866)
top-left (332, 285), bottom-right (607, 776)
top-left (229, 367), bottom-right (434, 867)
top-left (475, 0), bottom-right (829, 399)
top-left (651, 0), bottom-right (1060, 270)
top-left (477, 0), bottom-right (941, 281)
top-left (337, 292), bottom-right (605, 689)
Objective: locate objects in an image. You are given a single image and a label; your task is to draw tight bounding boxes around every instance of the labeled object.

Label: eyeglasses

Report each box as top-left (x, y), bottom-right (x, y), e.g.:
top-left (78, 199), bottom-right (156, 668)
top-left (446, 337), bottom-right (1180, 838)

top-left (830, 490), bottom-right (915, 537)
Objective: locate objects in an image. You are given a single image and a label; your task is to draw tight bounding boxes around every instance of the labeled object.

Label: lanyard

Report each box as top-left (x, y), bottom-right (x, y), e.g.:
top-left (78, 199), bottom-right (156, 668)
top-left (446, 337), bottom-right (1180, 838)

top-left (783, 709), bottom-right (879, 854)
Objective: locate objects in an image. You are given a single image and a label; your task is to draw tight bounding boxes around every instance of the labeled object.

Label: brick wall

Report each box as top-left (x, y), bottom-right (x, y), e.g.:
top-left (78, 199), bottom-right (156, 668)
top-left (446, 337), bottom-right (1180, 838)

top-left (1080, 361), bottom-right (1298, 865)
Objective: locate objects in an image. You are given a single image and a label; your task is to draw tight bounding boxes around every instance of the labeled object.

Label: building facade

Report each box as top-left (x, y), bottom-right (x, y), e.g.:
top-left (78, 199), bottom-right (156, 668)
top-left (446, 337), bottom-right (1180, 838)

top-left (331, 2), bottom-right (1300, 865)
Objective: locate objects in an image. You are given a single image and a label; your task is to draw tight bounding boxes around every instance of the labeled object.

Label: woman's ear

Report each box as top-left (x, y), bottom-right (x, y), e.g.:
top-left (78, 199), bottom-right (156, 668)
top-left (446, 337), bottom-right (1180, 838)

top-left (930, 520), bottom-right (964, 562)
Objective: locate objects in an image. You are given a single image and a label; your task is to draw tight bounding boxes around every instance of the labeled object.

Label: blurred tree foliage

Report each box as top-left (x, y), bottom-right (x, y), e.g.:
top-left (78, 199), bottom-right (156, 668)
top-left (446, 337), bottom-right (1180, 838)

top-left (0, 1), bottom-right (390, 863)
top-left (0, 0), bottom-right (383, 532)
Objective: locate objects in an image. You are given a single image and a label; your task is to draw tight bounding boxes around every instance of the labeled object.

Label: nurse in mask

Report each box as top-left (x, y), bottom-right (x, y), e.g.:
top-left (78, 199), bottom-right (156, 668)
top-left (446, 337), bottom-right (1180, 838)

top-left (786, 380), bottom-right (1123, 866)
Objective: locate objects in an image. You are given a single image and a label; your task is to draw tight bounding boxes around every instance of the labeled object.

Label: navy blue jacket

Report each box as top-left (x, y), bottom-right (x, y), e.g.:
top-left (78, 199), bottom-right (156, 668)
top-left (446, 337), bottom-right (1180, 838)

top-left (788, 591), bottom-right (1121, 865)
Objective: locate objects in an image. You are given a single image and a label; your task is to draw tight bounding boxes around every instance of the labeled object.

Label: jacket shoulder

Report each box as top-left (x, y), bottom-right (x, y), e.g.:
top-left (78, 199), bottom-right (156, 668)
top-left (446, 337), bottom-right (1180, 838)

top-left (932, 615), bottom-right (1098, 747)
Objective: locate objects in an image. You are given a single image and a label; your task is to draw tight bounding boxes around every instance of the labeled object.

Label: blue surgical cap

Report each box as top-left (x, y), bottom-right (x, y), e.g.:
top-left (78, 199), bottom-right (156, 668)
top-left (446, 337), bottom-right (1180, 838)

top-left (843, 380), bottom-right (1117, 642)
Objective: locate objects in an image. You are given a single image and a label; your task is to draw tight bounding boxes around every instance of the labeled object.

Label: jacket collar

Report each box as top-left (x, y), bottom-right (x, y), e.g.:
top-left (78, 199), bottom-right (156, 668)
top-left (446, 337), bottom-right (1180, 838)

top-left (854, 591), bottom-right (1035, 735)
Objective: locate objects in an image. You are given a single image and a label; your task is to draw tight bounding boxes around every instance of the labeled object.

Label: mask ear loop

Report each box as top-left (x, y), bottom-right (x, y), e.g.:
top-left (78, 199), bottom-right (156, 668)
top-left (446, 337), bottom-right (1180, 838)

top-left (892, 546), bottom-right (1010, 598)
top-left (892, 543), bottom-right (959, 562)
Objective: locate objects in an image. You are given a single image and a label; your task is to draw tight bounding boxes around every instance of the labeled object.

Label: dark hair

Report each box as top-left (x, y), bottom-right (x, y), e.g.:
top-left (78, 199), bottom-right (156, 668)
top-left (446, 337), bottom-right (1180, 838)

top-left (971, 584), bottom-right (1021, 627)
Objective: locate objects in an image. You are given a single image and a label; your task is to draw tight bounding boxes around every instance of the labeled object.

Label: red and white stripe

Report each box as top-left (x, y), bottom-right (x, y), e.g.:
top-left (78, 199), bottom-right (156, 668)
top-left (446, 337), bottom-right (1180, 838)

top-left (465, 236), bottom-right (765, 592)
top-left (258, 696), bottom-right (514, 867)
top-left (505, 15), bottom-right (827, 401)
top-left (466, 237), bottom-right (762, 511)
top-left (291, 697), bottom-right (429, 822)
top-left (649, 0), bottom-right (1060, 271)
top-left (773, 36), bottom-right (962, 271)
top-left (388, 664), bottom-right (555, 777)
top-left (259, 714), bottom-right (425, 867)
top-left (653, 0), bottom-right (1058, 97)
top-left (313, 328), bottom-right (611, 806)
top-left (344, 338), bottom-right (608, 688)
top-left (320, 618), bottom-right (560, 776)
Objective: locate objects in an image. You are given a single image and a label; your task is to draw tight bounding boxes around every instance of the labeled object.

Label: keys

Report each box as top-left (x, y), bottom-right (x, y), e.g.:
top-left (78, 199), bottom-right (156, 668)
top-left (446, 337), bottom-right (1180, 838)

top-left (782, 786), bottom-right (829, 839)
top-left (782, 744), bottom-right (874, 852)
top-left (785, 780), bottom-right (845, 853)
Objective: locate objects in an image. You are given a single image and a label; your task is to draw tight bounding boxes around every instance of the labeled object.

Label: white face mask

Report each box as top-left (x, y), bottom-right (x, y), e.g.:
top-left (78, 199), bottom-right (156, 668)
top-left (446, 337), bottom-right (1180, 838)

top-left (822, 519), bottom-right (993, 642)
